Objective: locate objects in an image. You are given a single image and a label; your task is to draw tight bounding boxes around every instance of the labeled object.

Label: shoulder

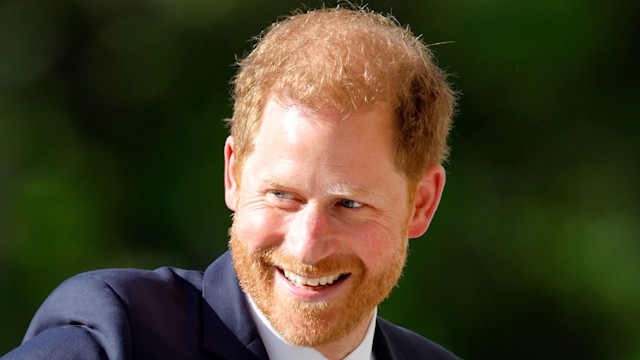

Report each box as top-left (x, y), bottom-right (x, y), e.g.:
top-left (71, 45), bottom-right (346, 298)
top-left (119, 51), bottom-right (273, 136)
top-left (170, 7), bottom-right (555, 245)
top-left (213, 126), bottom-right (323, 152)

top-left (22, 266), bottom-right (207, 359)
top-left (64, 266), bottom-right (206, 329)
top-left (39, 266), bottom-right (205, 320)
top-left (80, 266), bottom-right (205, 300)
top-left (375, 317), bottom-right (460, 360)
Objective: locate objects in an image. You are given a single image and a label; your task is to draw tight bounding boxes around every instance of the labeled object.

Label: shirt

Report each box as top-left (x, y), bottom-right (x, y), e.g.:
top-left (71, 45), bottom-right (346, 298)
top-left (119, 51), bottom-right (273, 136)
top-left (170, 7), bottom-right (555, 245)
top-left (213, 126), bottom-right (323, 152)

top-left (247, 296), bottom-right (377, 360)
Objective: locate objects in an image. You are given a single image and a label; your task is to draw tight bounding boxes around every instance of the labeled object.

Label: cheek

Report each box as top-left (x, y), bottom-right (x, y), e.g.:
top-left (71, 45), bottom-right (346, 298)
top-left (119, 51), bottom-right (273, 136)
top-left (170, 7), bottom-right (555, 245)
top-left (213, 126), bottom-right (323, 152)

top-left (344, 222), bottom-right (407, 269)
top-left (234, 207), bottom-right (287, 249)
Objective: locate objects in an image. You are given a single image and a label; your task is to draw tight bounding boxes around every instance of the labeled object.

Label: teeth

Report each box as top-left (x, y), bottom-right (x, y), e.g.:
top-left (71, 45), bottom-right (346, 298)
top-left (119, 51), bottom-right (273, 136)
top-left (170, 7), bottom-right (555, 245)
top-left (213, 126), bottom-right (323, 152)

top-left (283, 269), bottom-right (342, 288)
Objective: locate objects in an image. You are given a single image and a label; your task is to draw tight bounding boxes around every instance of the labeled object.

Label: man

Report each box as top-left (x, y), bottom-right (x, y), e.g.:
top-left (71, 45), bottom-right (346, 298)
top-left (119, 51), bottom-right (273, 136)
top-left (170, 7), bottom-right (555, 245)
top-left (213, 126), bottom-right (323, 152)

top-left (3, 5), bottom-right (457, 360)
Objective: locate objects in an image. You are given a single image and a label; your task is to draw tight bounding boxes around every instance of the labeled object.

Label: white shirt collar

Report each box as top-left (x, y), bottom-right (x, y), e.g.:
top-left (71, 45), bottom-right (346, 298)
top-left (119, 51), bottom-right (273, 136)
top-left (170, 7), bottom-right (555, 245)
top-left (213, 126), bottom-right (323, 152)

top-left (247, 296), bottom-right (377, 360)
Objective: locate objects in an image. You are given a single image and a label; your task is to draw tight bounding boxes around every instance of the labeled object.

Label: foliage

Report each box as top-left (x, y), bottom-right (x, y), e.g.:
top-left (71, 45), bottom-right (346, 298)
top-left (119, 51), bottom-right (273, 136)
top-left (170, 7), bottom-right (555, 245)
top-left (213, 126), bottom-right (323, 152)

top-left (1, 0), bottom-right (638, 358)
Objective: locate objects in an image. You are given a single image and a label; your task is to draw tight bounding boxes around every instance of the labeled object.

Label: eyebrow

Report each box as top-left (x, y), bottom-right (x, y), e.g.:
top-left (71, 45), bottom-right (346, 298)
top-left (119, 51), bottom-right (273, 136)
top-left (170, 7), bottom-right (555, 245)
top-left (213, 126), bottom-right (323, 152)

top-left (262, 175), bottom-right (378, 199)
top-left (326, 183), bottom-right (376, 199)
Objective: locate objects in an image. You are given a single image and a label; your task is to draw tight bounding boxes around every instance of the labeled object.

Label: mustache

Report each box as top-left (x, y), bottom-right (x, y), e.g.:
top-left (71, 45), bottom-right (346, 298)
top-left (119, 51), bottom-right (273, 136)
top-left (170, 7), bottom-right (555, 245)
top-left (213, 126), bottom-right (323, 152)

top-left (242, 243), bottom-right (366, 278)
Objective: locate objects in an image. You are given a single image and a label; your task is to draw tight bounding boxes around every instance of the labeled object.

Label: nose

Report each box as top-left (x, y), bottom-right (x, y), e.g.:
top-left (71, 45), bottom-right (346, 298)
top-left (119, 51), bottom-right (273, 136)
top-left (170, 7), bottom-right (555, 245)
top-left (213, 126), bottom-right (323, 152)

top-left (285, 203), bottom-right (336, 265)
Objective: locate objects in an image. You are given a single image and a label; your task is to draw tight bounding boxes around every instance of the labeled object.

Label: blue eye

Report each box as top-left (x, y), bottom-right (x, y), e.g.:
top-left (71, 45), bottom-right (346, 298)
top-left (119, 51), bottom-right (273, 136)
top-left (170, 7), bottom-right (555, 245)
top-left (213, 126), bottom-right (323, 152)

top-left (271, 190), bottom-right (294, 200)
top-left (340, 199), bottom-right (363, 209)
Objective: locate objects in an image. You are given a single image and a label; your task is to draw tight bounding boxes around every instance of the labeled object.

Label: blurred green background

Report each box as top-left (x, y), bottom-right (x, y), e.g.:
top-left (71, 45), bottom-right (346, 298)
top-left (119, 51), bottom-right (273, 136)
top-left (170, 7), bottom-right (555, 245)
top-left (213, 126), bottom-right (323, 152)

top-left (1, 0), bottom-right (638, 358)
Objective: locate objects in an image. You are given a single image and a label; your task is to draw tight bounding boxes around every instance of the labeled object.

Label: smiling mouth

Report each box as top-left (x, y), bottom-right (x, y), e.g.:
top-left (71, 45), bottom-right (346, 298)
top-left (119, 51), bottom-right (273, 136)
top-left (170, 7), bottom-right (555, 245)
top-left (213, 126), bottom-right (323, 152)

top-left (279, 268), bottom-right (349, 288)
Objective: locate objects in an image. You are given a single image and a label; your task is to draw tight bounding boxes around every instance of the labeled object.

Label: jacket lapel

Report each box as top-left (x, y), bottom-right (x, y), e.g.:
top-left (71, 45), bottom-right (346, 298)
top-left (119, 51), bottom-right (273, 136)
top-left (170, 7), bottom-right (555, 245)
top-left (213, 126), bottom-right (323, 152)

top-left (201, 251), bottom-right (269, 359)
top-left (372, 319), bottom-right (402, 360)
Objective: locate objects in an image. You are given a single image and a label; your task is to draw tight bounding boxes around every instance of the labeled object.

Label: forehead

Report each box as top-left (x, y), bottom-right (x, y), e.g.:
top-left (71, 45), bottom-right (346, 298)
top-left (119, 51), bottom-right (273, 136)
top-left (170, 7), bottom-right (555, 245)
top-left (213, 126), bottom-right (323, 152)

top-left (254, 95), bottom-right (395, 146)
top-left (244, 96), bottom-right (405, 188)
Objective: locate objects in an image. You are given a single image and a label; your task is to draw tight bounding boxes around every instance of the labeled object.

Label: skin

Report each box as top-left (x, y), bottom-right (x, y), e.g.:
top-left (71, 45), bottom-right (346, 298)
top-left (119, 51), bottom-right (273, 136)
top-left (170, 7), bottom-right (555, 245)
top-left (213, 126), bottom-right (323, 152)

top-left (224, 95), bottom-right (445, 359)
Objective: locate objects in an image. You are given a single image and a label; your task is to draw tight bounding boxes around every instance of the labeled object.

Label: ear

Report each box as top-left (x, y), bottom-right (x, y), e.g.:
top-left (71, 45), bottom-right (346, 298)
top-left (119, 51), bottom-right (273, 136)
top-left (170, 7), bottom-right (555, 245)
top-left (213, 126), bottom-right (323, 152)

top-left (407, 164), bottom-right (446, 238)
top-left (224, 136), bottom-right (239, 211)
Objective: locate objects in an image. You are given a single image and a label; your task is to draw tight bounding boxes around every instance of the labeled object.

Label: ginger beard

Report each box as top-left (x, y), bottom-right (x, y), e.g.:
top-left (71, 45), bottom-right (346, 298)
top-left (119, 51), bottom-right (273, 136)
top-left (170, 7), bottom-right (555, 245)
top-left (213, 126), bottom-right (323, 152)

top-left (229, 222), bottom-right (409, 348)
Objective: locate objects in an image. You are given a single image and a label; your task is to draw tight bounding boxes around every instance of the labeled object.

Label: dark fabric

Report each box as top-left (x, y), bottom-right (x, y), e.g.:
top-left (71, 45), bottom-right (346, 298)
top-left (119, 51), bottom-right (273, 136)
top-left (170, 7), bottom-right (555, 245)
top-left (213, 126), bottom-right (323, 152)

top-left (1, 251), bottom-right (458, 360)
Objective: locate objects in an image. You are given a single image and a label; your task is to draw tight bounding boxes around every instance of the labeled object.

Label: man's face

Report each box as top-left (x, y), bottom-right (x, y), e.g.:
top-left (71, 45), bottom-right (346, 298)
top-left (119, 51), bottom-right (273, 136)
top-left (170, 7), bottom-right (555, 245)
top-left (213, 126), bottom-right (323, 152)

top-left (226, 96), bottom-right (416, 348)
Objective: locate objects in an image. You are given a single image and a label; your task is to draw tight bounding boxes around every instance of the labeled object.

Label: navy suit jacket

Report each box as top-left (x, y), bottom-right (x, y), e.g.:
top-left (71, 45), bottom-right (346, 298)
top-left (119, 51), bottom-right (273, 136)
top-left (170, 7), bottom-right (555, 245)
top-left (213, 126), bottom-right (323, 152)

top-left (3, 251), bottom-right (459, 359)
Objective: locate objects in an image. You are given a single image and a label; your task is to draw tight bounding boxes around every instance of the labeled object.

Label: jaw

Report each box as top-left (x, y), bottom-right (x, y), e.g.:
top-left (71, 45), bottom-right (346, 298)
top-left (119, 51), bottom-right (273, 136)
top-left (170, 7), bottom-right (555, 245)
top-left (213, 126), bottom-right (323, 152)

top-left (229, 229), bottom-right (403, 351)
top-left (263, 267), bottom-right (369, 350)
